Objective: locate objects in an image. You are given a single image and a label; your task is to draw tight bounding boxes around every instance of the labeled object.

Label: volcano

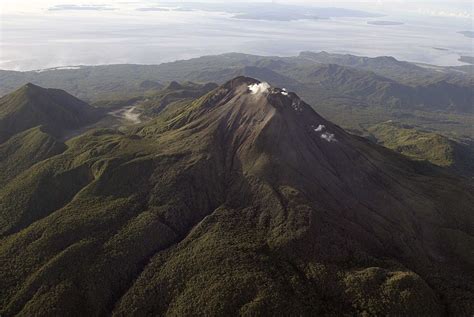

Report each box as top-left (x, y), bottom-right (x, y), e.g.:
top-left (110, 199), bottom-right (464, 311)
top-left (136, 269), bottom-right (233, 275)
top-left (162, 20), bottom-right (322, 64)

top-left (0, 83), bottom-right (99, 143)
top-left (0, 77), bottom-right (473, 316)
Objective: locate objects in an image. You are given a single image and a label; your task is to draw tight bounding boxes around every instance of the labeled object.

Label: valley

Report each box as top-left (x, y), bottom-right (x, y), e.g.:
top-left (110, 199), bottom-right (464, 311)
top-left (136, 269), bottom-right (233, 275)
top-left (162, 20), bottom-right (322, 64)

top-left (109, 105), bottom-right (142, 124)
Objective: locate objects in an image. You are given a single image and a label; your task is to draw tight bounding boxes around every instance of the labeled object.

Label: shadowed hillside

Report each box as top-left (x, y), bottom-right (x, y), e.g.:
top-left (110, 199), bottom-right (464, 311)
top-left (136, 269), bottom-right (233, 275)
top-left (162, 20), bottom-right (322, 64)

top-left (0, 83), bottom-right (100, 143)
top-left (0, 78), bottom-right (473, 316)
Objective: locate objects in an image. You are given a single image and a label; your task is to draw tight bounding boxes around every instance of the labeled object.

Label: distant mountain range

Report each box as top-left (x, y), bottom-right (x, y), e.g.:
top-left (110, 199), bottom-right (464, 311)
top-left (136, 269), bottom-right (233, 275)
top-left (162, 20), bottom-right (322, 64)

top-left (0, 78), bottom-right (473, 315)
top-left (2, 51), bottom-right (471, 139)
top-left (2, 51), bottom-right (471, 103)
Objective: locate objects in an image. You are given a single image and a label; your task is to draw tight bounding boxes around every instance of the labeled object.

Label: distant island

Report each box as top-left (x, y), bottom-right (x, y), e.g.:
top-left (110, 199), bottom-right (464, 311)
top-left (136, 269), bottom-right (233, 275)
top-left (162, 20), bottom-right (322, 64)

top-left (458, 31), bottom-right (474, 38)
top-left (459, 56), bottom-right (474, 64)
top-left (368, 21), bottom-right (404, 26)
top-left (136, 7), bottom-right (170, 12)
top-left (173, 8), bottom-right (195, 12)
top-left (432, 47), bottom-right (449, 51)
top-left (154, 4), bottom-right (381, 22)
top-left (233, 13), bottom-right (323, 21)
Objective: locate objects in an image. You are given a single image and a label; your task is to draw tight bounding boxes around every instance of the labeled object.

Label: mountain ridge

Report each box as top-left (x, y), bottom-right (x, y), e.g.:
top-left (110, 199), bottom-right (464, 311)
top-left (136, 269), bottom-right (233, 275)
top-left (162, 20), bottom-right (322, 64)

top-left (0, 78), bottom-right (473, 315)
top-left (368, 121), bottom-right (474, 177)
top-left (1, 52), bottom-right (472, 139)
top-left (0, 83), bottom-right (100, 143)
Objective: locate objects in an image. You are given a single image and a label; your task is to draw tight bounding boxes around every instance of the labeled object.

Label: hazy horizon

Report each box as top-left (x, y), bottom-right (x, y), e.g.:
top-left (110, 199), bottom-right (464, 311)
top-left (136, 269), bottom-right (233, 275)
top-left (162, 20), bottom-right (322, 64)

top-left (1, 1), bottom-right (472, 70)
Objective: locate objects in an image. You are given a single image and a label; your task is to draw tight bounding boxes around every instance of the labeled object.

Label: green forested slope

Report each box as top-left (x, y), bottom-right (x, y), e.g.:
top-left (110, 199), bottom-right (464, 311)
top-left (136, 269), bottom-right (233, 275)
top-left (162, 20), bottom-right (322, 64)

top-left (0, 78), bottom-right (473, 316)
top-left (0, 83), bottom-right (99, 142)
top-left (368, 122), bottom-right (474, 177)
top-left (0, 127), bottom-right (66, 187)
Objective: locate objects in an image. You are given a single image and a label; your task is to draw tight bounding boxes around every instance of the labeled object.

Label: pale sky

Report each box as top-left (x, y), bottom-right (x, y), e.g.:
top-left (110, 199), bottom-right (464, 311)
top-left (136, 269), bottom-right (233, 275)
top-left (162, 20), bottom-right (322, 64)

top-left (1, 0), bottom-right (473, 18)
top-left (1, 0), bottom-right (472, 70)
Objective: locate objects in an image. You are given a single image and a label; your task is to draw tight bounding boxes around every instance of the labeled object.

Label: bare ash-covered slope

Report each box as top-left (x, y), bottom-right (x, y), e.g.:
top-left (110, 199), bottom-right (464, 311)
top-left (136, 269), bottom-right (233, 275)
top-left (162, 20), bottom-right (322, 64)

top-left (0, 78), bottom-right (473, 316)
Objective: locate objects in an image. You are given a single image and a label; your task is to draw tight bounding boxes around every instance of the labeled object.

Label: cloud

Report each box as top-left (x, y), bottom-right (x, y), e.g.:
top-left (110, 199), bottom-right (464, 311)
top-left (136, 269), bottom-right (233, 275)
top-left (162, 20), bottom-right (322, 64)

top-left (174, 8), bottom-right (195, 12)
top-left (321, 132), bottom-right (337, 143)
top-left (314, 124), bottom-right (325, 132)
top-left (49, 4), bottom-right (116, 11)
top-left (248, 82), bottom-right (271, 94)
top-left (312, 124), bottom-right (336, 142)
top-left (415, 8), bottom-right (472, 18)
top-left (136, 7), bottom-right (170, 12)
top-left (54, 66), bottom-right (82, 70)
